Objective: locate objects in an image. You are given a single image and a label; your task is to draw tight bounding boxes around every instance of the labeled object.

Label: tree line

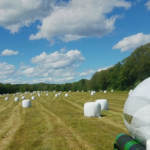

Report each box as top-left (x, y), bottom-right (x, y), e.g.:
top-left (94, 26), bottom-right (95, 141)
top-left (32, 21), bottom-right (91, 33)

top-left (0, 42), bottom-right (150, 94)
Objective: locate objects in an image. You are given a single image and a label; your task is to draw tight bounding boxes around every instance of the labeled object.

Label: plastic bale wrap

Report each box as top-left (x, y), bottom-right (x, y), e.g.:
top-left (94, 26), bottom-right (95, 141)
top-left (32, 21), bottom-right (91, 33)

top-left (46, 93), bottom-right (49, 96)
top-left (5, 97), bottom-right (9, 101)
top-left (65, 94), bottom-right (69, 97)
top-left (22, 99), bottom-right (31, 108)
top-left (31, 96), bottom-right (35, 100)
top-left (95, 99), bottom-right (109, 110)
top-left (111, 90), bottom-right (114, 92)
top-left (55, 94), bottom-right (58, 97)
top-left (84, 102), bottom-right (101, 117)
top-left (104, 90), bottom-right (107, 93)
top-left (14, 97), bottom-right (19, 101)
top-left (22, 96), bottom-right (25, 100)
top-left (123, 77), bottom-right (150, 146)
top-left (91, 92), bottom-right (94, 96)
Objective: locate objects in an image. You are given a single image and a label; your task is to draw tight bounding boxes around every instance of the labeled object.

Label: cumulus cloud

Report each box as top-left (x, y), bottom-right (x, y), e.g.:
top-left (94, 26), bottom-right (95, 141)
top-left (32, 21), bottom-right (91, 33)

top-left (145, 1), bottom-right (150, 10)
top-left (0, 0), bottom-right (56, 33)
top-left (79, 69), bottom-right (95, 76)
top-left (0, 62), bottom-right (15, 78)
top-left (32, 76), bottom-right (75, 83)
top-left (113, 33), bottom-right (150, 52)
top-left (31, 50), bottom-right (85, 69)
top-left (29, 0), bottom-right (131, 44)
top-left (60, 47), bottom-right (67, 53)
top-left (20, 50), bottom-right (84, 78)
top-left (1, 49), bottom-right (18, 56)
top-left (97, 65), bottom-right (113, 72)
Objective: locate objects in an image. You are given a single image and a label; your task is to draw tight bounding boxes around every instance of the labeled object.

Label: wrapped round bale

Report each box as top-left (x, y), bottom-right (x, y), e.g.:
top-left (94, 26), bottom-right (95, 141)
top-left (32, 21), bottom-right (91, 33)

top-left (31, 96), bottom-right (35, 100)
top-left (95, 99), bottom-right (109, 110)
top-left (84, 102), bottom-right (101, 117)
top-left (58, 93), bottom-right (61, 95)
top-left (104, 90), bottom-right (107, 93)
top-left (22, 96), bottom-right (25, 100)
top-left (46, 93), bottom-right (49, 96)
top-left (38, 94), bottom-right (41, 97)
top-left (14, 97), bottom-right (19, 101)
top-left (55, 94), bottom-right (58, 97)
top-left (91, 92), bottom-right (94, 96)
top-left (22, 99), bottom-right (31, 108)
top-left (111, 90), bottom-right (114, 92)
top-left (5, 97), bottom-right (9, 101)
top-left (65, 94), bottom-right (69, 97)
top-left (123, 77), bottom-right (150, 146)
top-left (77, 90), bottom-right (79, 92)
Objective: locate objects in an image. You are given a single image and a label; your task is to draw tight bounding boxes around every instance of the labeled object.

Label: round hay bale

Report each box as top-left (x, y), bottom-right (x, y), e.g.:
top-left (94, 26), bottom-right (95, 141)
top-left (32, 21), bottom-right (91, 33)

top-left (55, 94), bottom-right (58, 97)
top-left (77, 90), bottom-right (79, 92)
top-left (123, 77), bottom-right (150, 146)
top-left (91, 92), bottom-right (94, 96)
top-left (31, 96), bottom-right (35, 100)
top-left (58, 93), bottom-right (61, 95)
top-left (104, 90), bottom-right (107, 93)
top-left (22, 96), bottom-right (25, 100)
top-left (38, 94), bottom-right (41, 97)
top-left (14, 97), bottom-right (19, 101)
top-left (5, 97), bottom-right (9, 101)
top-left (111, 90), bottom-right (113, 92)
top-left (84, 102), bottom-right (101, 117)
top-left (46, 93), bottom-right (49, 96)
top-left (65, 94), bottom-right (69, 97)
top-left (22, 99), bottom-right (31, 108)
top-left (95, 99), bottom-right (109, 110)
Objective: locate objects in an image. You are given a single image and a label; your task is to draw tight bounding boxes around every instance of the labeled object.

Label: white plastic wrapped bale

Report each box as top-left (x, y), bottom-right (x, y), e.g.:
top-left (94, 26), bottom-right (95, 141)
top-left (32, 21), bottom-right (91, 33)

top-left (65, 94), bottom-right (69, 97)
top-left (128, 89), bottom-right (133, 96)
top-left (84, 102), bottom-right (101, 117)
top-left (22, 96), bottom-right (25, 100)
top-left (5, 97), bottom-right (9, 101)
top-left (31, 96), bottom-right (35, 100)
top-left (58, 93), bottom-right (61, 95)
top-left (77, 90), bottom-right (79, 92)
top-left (104, 90), bottom-right (107, 93)
top-left (89, 90), bottom-right (90, 92)
top-left (46, 93), bottom-right (49, 96)
top-left (123, 77), bottom-right (150, 146)
top-left (82, 90), bottom-right (84, 92)
top-left (111, 90), bottom-right (114, 92)
top-left (91, 92), bottom-right (94, 96)
top-left (69, 90), bottom-right (71, 92)
top-left (38, 93), bottom-right (41, 97)
top-left (22, 99), bottom-right (31, 108)
top-left (14, 97), bottom-right (19, 101)
top-left (100, 90), bottom-right (102, 92)
top-left (13, 94), bottom-right (16, 96)
top-left (55, 94), bottom-right (58, 97)
top-left (95, 99), bottom-right (109, 110)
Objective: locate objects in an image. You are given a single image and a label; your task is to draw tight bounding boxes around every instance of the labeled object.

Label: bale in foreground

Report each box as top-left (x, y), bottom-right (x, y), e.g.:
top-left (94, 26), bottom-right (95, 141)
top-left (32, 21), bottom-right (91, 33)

top-left (22, 99), bottom-right (31, 108)
top-left (95, 99), bottom-right (109, 110)
top-left (84, 102), bottom-right (101, 117)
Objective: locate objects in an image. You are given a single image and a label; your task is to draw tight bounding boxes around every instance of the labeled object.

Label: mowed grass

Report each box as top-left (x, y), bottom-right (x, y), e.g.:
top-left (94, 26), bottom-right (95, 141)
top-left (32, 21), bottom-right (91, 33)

top-left (0, 91), bottom-right (129, 150)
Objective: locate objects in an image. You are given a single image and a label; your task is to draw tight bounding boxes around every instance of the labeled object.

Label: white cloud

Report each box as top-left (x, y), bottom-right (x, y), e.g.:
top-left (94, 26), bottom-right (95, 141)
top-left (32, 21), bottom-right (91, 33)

top-left (1, 49), bottom-right (18, 56)
top-left (97, 65), bottom-right (113, 72)
top-left (0, 62), bottom-right (15, 78)
top-left (113, 33), bottom-right (150, 52)
top-left (3, 78), bottom-right (24, 84)
top-left (79, 69), bottom-right (95, 76)
top-left (31, 50), bottom-right (85, 69)
top-left (20, 50), bottom-right (84, 78)
top-left (145, 1), bottom-right (150, 10)
top-left (60, 47), bottom-right (67, 53)
top-left (29, 0), bottom-right (131, 44)
top-left (32, 76), bottom-right (75, 83)
top-left (0, 0), bottom-right (56, 33)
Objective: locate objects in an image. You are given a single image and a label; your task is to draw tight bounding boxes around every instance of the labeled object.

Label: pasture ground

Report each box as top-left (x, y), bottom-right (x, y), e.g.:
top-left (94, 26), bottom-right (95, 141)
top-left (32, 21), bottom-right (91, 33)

top-left (0, 91), bottom-right (129, 150)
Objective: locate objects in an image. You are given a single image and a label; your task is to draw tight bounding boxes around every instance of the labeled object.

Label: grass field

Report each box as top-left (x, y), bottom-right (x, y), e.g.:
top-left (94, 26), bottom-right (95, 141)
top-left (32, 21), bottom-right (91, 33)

top-left (0, 91), bottom-right (129, 150)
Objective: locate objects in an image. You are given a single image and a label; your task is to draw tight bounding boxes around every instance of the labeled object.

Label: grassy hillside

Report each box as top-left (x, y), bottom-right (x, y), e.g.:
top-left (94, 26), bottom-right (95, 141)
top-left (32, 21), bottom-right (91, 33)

top-left (0, 91), bottom-right (129, 150)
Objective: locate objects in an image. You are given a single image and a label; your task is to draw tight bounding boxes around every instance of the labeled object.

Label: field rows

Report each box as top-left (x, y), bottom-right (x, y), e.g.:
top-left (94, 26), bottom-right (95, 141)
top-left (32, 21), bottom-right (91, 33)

top-left (0, 91), bottom-right (129, 150)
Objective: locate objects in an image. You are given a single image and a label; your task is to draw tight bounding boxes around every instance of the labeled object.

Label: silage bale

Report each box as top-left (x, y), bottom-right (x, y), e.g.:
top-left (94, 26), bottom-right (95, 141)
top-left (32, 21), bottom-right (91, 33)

top-left (104, 90), bottom-right (107, 93)
top-left (14, 97), bottom-right (19, 101)
top-left (22, 96), bottom-right (25, 100)
top-left (91, 92), bottom-right (94, 96)
top-left (38, 94), bottom-right (41, 97)
top-left (95, 99), bottom-right (109, 110)
top-left (84, 102), bottom-right (101, 117)
top-left (65, 94), bottom-right (69, 97)
top-left (22, 99), bottom-right (31, 108)
top-left (31, 96), bottom-right (35, 100)
top-left (111, 90), bottom-right (114, 92)
top-left (5, 97), bottom-right (9, 101)
top-left (46, 93), bottom-right (49, 96)
top-left (55, 94), bottom-right (58, 97)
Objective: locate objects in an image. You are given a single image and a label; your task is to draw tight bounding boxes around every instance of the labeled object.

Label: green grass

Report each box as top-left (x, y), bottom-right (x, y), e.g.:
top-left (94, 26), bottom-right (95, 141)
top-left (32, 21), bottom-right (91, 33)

top-left (0, 91), bottom-right (129, 150)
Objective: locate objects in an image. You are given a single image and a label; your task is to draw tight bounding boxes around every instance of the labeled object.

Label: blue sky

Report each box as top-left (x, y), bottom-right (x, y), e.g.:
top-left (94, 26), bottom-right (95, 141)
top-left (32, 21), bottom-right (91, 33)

top-left (0, 0), bottom-right (150, 84)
